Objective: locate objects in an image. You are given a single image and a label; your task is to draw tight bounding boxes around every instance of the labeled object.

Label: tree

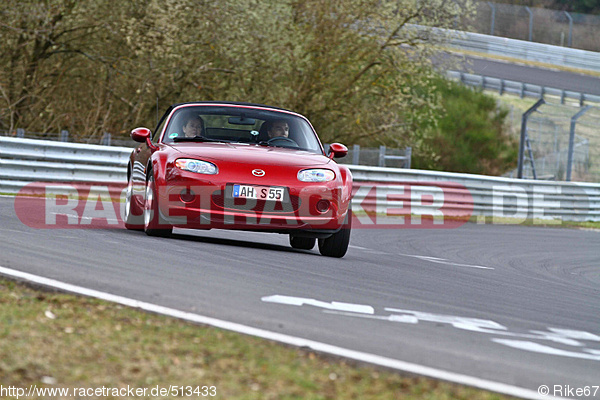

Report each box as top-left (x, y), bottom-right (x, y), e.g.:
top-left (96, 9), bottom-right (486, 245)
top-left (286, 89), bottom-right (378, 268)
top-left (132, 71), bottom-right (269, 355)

top-left (1, 0), bottom-right (474, 155)
top-left (0, 1), bottom-right (132, 139)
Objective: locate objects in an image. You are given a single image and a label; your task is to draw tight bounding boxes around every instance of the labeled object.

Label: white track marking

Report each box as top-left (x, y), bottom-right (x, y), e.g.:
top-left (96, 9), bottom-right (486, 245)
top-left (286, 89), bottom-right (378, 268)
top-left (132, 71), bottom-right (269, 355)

top-left (0, 265), bottom-right (558, 400)
top-left (348, 245), bottom-right (388, 255)
top-left (493, 339), bottom-right (600, 361)
top-left (399, 253), bottom-right (494, 270)
top-left (261, 295), bottom-right (374, 314)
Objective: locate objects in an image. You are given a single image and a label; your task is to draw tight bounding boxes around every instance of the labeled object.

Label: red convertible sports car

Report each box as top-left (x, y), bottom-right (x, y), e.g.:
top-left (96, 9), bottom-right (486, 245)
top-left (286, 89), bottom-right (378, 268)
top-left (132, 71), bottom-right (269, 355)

top-left (124, 102), bottom-right (353, 257)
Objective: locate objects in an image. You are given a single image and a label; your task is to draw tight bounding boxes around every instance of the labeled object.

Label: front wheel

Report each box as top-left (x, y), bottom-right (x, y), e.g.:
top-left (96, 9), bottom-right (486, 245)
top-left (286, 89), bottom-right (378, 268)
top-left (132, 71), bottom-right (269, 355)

top-left (318, 209), bottom-right (351, 258)
top-left (144, 172), bottom-right (172, 237)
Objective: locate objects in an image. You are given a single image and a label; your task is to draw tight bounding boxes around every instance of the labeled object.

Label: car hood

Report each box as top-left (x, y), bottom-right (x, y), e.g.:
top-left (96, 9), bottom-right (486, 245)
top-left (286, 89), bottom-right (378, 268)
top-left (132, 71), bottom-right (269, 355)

top-left (166, 142), bottom-right (334, 167)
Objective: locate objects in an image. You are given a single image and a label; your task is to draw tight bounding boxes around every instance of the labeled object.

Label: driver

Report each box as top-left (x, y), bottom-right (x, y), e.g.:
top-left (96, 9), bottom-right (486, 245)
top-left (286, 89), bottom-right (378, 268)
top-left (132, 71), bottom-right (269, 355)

top-left (267, 120), bottom-right (289, 139)
top-left (182, 115), bottom-right (204, 138)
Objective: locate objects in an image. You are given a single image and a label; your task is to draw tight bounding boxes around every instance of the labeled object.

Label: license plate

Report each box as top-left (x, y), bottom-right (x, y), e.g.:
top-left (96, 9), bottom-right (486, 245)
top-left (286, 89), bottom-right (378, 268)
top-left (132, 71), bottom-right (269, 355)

top-left (232, 184), bottom-right (285, 201)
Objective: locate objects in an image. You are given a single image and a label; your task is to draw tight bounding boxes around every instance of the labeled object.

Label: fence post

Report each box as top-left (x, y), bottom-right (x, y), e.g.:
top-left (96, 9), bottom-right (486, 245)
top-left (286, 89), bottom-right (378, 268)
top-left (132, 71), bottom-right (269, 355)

top-left (518, 98), bottom-right (545, 179)
top-left (378, 145), bottom-right (386, 167)
top-left (487, 2), bottom-right (496, 36)
top-left (60, 130), bottom-right (69, 142)
top-left (404, 147), bottom-right (412, 169)
top-left (525, 7), bottom-right (533, 42)
top-left (352, 144), bottom-right (360, 165)
top-left (567, 105), bottom-right (592, 181)
top-left (564, 11), bottom-right (573, 48)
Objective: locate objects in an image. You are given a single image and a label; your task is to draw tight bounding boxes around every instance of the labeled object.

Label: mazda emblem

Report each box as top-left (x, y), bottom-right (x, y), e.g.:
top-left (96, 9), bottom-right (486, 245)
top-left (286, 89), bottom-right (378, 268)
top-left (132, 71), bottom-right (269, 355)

top-left (252, 169), bottom-right (265, 177)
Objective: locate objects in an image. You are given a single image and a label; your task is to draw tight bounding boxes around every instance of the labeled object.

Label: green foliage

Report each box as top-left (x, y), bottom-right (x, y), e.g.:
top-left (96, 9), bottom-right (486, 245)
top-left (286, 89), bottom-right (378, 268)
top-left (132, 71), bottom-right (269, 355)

top-left (411, 76), bottom-right (517, 175)
top-left (1, 0), bottom-right (518, 176)
top-left (0, 0), bottom-right (472, 145)
top-left (555, 0), bottom-right (600, 14)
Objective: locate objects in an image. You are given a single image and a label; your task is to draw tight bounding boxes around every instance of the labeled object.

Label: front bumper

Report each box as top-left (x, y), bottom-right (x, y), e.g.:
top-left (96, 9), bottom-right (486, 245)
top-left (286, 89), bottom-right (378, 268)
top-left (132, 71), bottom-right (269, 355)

top-left (155, 176), bottom-right (348, 232)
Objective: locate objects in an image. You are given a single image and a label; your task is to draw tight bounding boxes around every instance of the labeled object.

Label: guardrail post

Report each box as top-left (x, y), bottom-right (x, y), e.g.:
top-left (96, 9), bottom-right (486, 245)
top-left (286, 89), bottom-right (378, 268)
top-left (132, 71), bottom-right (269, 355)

top-left (518, 98), bottom-right (545, 179)
top-left (520, 83), bottom-right (525, 99)
top-left (405, 147), bottom-right (412, 169)
top-left (352, 144), bottom-right (360, 165)
top-left (16, 128), bottom-right (25, 138)
top-left (567, 105), bottom-right (593, 181)
top-left (102, 132), bottom-right (111, 146)
top-left (378, 145), bottom-right (386, 167)
top-left (60, 130), bottom-right (69, 142)
top-left (499, 79), bottom-right (505, 95)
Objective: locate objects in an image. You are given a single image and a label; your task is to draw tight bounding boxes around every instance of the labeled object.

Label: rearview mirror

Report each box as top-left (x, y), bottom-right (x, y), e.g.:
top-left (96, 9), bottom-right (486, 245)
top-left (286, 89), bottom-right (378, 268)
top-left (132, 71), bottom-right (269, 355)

top-left (228, 116), bottom-right (256, 125)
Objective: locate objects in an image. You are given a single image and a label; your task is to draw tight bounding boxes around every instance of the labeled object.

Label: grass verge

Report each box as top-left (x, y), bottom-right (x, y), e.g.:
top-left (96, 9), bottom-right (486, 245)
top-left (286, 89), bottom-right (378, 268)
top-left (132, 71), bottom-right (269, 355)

top-left (0, 278), bottom-right (516, 400)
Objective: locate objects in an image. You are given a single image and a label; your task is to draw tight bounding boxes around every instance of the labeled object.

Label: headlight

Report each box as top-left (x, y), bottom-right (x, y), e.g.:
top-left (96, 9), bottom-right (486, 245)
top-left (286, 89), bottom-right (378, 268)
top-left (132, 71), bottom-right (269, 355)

top-left (298, 169), bottom-right (335, 182)
top-left (175, 159), bottom-right (218, 174)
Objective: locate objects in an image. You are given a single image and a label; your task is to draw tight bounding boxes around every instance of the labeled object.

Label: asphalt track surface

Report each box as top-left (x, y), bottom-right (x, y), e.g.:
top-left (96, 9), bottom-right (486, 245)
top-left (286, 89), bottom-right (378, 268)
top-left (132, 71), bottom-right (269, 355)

top-left (1, 196), bottom-right (599, 398)
top-left (450, 55), bottom-right (600, 96)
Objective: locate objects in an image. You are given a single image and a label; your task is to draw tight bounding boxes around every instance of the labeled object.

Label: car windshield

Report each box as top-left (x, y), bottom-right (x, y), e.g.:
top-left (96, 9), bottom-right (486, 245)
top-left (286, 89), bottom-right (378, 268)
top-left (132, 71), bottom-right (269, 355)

top-left (161, 105), bottom-right (323, 154)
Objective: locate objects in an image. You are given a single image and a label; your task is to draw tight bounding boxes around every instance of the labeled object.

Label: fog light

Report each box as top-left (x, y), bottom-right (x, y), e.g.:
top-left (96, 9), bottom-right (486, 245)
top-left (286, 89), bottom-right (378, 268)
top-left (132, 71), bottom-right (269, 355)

top-left (180, 189), bottom-right (196, 203)
top-left (316, 199), bottom-right (330, 213)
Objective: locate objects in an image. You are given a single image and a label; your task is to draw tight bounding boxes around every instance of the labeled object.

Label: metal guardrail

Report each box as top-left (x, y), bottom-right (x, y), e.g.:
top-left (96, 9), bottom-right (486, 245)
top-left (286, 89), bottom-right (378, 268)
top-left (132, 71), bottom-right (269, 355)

top-left (447, 70), bottom-right (600, 105)
top-left (447, 29), bottom-right (600, 73)
top-left (0, 136), bottom-right (130, 166)
top-left (1, 137), bottom-right (599, 221)
top-left (349, 165), bottom-right (600, 222)
top-left (0, 137), bottom-right (130, 194)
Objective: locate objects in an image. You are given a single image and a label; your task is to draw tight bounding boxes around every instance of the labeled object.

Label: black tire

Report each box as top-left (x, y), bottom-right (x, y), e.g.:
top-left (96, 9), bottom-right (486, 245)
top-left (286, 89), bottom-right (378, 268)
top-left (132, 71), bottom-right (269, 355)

top-left (124, 171), bottom-right (144, 230)
top-left (143, 172), bottom-right (173, 237)
top-left (318, 209), bottom-right (351, 258)
top-left (289, 235), bottom-right (316, 250)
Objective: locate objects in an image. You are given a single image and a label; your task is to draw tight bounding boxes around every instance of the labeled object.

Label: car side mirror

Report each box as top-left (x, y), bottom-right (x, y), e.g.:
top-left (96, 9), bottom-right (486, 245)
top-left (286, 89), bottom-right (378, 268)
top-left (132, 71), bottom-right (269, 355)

top-left (328, 143), bottom-right (348, 159)
top-left (131, 127), bottom-right (151, 143)
top-left (131, 127), bottom-right (158, 151)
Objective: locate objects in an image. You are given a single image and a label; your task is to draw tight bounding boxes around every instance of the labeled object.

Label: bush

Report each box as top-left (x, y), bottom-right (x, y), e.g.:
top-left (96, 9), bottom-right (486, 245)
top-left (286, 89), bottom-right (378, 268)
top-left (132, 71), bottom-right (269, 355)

top-left (411, 76), bottom-right (517, 175)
